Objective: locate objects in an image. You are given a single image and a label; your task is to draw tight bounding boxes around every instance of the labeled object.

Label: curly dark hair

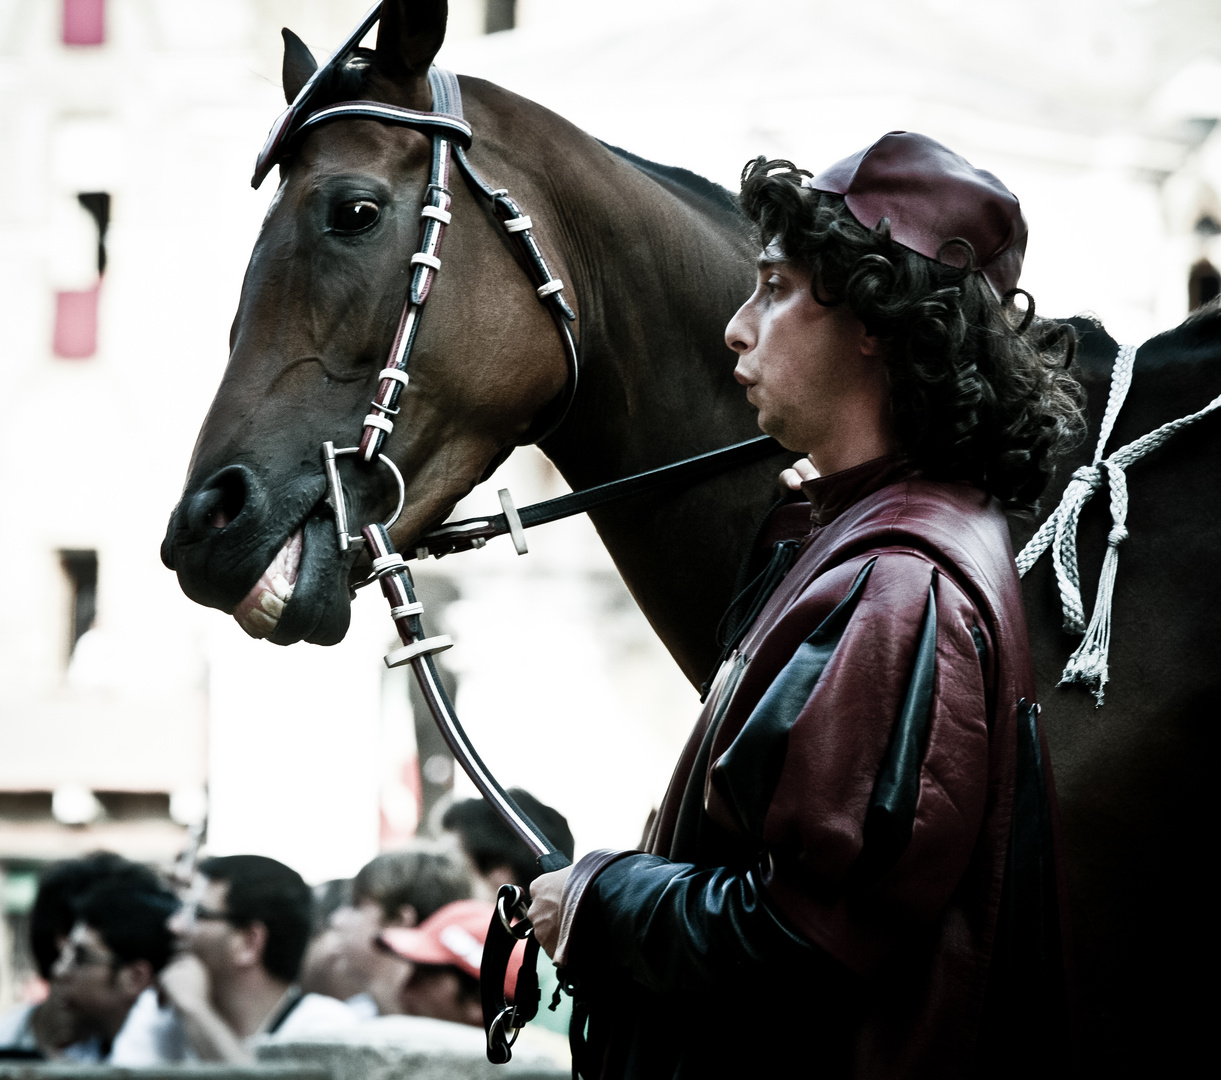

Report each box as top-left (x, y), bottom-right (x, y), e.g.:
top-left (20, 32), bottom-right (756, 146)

top-left (739, 157), bottom-right (1083, 510)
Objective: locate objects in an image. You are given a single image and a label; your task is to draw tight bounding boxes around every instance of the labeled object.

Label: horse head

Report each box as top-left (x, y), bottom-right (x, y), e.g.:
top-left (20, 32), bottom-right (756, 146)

top-left (161, 0), bottom-right (574, 646)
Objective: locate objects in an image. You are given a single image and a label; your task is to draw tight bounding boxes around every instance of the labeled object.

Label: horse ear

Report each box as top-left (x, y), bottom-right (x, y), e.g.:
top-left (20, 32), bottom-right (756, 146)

top-left (281, 28), bottom-right (317, 104)
top-left (375, 0), bottom-right (447, 83)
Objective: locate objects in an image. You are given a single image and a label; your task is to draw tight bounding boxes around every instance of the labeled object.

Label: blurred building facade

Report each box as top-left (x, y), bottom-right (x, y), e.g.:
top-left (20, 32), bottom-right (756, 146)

top-left (1, 0), bottom-right (1219, 1006)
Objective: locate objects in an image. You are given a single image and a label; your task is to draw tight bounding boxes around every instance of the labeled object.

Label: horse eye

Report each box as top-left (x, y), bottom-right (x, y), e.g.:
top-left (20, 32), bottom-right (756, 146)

top-left (330, 199), bottom-right (380, 234)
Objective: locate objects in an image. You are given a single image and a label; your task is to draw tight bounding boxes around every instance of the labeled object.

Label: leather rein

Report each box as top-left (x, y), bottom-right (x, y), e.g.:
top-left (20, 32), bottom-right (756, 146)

top-left (252, 5), bottom-right (778, 1061)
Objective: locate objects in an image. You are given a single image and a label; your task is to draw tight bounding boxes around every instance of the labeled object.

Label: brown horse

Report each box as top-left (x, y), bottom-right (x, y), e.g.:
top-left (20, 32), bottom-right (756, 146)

top-left (161, 2), bottom-right (1219, 1074)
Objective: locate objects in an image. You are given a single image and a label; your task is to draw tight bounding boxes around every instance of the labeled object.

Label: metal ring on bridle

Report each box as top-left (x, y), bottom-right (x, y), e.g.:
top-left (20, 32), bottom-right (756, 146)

top-left (333, 446), bottom-right (405, 530)
top-left (487, 1006), bottom-right (523, 1053)
top-left (322, 441), bottom-right (407, 556)
top-left (496, 889), bottom-right (533, 939)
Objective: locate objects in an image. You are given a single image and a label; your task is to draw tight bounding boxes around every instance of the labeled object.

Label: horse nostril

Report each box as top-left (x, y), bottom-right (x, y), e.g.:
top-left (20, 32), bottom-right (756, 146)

top-left (186, 467), bottom-right (250, 535)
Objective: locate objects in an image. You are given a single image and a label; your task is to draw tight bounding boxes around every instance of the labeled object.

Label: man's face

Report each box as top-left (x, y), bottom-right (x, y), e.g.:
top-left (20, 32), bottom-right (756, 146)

top-left (399, 964), bottom-right (482, 1027)
top-left (726, 250), bottom-right (893, 467)
top-left (302, 900), bottom-right (385, 1002)
top-left (52, 922), bottom-right (146, 1041)
top-left (167, 875), bottom-right (237, 979)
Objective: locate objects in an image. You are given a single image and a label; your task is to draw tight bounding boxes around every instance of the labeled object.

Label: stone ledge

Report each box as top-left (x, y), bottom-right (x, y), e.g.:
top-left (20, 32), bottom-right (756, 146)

top-left (255, 1016), bottom-right (570, 1080)
top-left (0, 1068), bottom-right (326, 1080)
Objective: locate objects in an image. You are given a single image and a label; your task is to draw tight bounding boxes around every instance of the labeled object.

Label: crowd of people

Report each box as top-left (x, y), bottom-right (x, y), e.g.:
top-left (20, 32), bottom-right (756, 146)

top-left (0, 788), bottom-right (574, 1064)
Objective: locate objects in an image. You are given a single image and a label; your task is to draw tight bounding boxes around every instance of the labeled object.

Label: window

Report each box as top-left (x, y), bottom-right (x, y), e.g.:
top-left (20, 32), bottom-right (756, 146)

top-left (1189, 259), bottom-right (1220, 311)
top-left (62, 0), bottom-right (105, 46)
top-left (53, 193), bottom-right (108, 359)
top-left (485, 0), bottom-right (516, 34)
top-left (60, 550), bottom-right (97, 659)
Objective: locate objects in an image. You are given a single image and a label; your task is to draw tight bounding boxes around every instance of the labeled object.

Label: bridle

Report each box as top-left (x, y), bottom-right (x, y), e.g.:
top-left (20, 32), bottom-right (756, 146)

top-left (254, 6), bottom-right (581, 1061)
top-left (250, 2), bottom-right (778, 1063)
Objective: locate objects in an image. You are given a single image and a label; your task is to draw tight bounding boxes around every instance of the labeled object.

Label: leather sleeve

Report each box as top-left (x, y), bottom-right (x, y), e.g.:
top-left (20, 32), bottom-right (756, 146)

top-left (708, 550), bottom-right (992, 975)
top-left (563, 852), bottom-right (847, 998)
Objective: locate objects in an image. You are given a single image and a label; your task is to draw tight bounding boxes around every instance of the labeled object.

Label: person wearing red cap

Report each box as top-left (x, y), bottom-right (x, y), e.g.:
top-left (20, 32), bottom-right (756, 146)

top-left (378, 900), bottom-right (524, 1029)
top-left (530, 133), bottom-right (1081, 1079)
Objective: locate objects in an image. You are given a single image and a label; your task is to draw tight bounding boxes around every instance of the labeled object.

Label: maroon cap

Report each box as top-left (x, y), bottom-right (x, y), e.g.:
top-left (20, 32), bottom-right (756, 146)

top-left (805, 131), bottom-right (1027, 298)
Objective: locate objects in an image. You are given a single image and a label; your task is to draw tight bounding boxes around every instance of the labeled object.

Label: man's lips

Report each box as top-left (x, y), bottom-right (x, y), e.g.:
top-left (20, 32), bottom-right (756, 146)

top-left (232, 529), bottom-right (302, 638)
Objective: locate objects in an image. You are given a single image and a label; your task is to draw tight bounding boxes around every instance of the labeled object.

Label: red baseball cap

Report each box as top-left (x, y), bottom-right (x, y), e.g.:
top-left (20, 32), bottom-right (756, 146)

top-left (379, 899), bottom-right (527, 999)
top-left (804, 131), bottom-right (1027, 298)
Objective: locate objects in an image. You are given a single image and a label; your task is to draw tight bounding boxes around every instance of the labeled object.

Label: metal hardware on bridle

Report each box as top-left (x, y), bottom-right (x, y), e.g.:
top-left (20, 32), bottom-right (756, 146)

top-left (1017, 341), bottom-right (1221, 704)
top-left (321, 441), bottom-right (405, 552)
top-left (481, 884), bottom-right (542, 1065)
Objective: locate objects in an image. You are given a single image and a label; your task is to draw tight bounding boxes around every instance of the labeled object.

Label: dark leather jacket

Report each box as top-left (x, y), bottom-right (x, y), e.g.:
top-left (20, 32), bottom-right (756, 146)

top-left (553, 459), bottom-right (1067, 1079)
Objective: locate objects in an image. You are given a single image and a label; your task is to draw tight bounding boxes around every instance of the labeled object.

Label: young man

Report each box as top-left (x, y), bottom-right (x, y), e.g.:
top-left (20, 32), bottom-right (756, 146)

top-left (52, 880), bottom-right (181, 1064)
top-left (300, 844), bottom-right (472, 1016)
top-left (0, 852), bottom-right (163, 1060)
top-left (162, 854), bottom-right (354, 1062)
top-left (442, 788), bottom-right (575, 897)
top-left (529, 132), bottom-right (1080, 1078)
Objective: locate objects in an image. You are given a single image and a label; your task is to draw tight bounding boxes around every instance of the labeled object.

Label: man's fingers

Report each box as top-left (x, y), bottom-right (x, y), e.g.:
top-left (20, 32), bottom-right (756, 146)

top-left (779, 457), bottom-right (818, 490)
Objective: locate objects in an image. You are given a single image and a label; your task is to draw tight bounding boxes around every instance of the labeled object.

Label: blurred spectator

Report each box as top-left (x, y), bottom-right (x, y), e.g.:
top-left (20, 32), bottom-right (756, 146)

top-left (301, 844), bottom-right (471, 1016)
top-left (380, 900), bottom-right (523, 1027)
top-left (162, 855), bottom-right (354, 1063)
top-left (441, 788), bottom-right (575, 892)
top-left (0, 852), bottom-right (161, 1059)
top-left (440, 790), bottom-right (576, 1037)
top-left (53, 881), bottom-right (181, 1063)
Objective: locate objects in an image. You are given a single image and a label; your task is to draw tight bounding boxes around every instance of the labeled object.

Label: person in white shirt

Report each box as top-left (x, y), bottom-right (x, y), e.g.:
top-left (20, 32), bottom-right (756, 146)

top-left (161, 855), bottom-right (354, 1063)
top-left (50, 881), bottom-right (179, 1062)
top-left (0, 852), bottom-right (163, 1061)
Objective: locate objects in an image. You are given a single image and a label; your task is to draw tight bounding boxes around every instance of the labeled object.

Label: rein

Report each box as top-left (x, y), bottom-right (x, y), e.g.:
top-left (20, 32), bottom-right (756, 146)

top-left (253, 8), bottom-right (778, 1062)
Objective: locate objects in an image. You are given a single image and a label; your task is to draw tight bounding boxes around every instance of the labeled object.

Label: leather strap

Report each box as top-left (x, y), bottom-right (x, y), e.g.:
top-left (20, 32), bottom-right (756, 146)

top-left (413, 435), bottom-right (782, 559)
top-left (294, 101), bottom-right (472, 149)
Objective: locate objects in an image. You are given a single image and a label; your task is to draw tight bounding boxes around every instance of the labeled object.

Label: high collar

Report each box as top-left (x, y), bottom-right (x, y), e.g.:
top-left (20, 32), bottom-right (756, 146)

top-left (800, 454), bottom-right (918, 527)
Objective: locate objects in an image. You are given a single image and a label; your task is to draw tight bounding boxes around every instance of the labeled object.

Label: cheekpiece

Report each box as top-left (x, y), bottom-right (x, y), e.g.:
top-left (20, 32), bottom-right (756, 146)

top-left (804, 131), bottom-right (1028, 298)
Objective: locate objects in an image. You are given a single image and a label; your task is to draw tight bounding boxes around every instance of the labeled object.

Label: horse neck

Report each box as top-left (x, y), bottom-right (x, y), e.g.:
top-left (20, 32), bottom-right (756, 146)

top-left (464, 82), bottom-right (782, 683)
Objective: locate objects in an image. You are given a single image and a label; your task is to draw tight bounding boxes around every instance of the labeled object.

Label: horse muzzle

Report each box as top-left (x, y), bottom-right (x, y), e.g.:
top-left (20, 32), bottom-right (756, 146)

top-left (161, 462), bottom-right (356, 646)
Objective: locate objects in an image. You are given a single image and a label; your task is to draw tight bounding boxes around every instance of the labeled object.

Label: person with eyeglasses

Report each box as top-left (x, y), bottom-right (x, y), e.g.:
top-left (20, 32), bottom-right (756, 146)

top-left (50, 880), bottom-right (184, 1064)
top-left (160, 854), bottom-right (355, 1063)
top-left (0, 852), bottom-right (165, 1061)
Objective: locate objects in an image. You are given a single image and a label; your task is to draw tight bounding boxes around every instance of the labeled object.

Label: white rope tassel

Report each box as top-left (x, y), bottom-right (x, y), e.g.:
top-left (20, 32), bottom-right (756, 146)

top-left (1058, 464), bottom-right (1128, 704)
top-left (1015, 341), bottom-right (1221, 705)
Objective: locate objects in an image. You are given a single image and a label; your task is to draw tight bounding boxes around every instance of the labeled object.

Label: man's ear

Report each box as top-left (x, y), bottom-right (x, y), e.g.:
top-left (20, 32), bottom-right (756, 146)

top-left (860, 330), bottom-right (885, 358)
top-left (115, 958), bottom-right (154, 1001)
top-left (375, 0), bottom-right (447, 88)
top-left (231, 921), bottom-right (269, 970)
top-left (281, 28), bottom-right (318, 104)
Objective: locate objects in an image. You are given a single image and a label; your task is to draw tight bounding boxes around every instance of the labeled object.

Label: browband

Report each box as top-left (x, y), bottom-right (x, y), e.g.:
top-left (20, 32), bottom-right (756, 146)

top-left (293, 101), bottom-right (473, 151)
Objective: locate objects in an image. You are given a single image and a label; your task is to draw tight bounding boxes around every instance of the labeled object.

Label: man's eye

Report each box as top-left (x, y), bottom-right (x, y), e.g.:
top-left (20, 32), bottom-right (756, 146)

top-left (330, 200), bottom-right (380, 234)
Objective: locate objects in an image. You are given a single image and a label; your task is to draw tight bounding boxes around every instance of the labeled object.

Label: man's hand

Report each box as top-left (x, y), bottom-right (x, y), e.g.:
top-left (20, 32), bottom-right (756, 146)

top-left (158, 953), bottom-right (211, 1013)
top-left (528, 866), bottom-right (573, 960)
top-left (779, 455), bottom-right (819, 490)
top-left (158, 954), bottom-right (252, 1064)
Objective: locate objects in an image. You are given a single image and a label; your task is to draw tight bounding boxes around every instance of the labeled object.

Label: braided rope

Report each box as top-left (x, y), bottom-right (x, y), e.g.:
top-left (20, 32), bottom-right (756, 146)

top-left (1016, 343), bottom-right (1221, 704)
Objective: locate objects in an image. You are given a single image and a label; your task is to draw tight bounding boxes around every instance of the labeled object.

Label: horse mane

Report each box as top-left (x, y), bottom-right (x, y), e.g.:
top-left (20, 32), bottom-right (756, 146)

top-left (600, 142), bottom-right (746, 225)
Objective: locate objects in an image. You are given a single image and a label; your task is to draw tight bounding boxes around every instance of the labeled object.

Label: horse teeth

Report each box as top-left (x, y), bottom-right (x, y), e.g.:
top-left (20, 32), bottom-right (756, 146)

top-left (271, 574), bottom-right (293, 601)
top-left (259, 591), bottom-right (285, 618)
top-left (244, 609), bottom-right (278, 636)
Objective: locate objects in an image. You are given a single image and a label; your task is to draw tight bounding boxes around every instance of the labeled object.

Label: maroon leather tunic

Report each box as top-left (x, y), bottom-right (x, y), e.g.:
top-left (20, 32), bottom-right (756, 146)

top-left (556, 459), bottom-right (1065, 1079)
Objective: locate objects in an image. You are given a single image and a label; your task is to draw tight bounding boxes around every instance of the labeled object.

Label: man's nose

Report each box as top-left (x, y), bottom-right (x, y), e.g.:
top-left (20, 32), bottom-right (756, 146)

top-left (724, 299), bottom-right (754, 356)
